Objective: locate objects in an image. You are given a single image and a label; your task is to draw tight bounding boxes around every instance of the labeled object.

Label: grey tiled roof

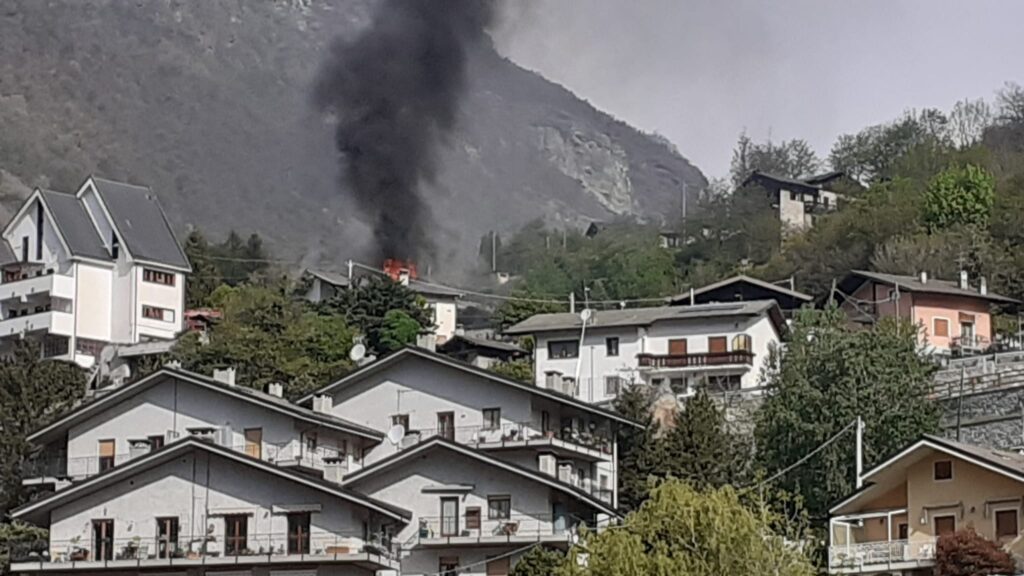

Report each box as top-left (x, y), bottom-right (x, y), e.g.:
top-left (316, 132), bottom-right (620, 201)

top-left (91, 178), bottom-right (191, 270)
top-left (39, 189), bottom-right (110, 260)
top-left (841, 270), bottom-right (1020, 304)
top-left (504, 300), bottom-right (779, 334)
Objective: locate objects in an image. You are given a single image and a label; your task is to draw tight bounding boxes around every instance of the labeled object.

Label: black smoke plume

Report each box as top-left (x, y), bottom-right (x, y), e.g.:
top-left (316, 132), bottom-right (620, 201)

top-left (314, 0), bottom-right (495, 264)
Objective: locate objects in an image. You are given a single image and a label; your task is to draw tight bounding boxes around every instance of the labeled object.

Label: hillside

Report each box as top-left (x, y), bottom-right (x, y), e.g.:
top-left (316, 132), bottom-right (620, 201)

top-left (0, 0), bottom-right (705, 275)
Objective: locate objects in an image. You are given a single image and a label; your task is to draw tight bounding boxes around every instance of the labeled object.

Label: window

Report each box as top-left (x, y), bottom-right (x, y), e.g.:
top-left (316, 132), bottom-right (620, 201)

top-left (547, 340), bottom-right (579, 359)
top-left (934, 515), bottom-right (956, 536)
top-left (732, 334), bottom-right (752, 352)
top-left (92, 519), bottom-right (114, 561)
top-left (156, 517), bottom-right (179, 559)
top-left (111, 233), bottom-right (119, 259)
top-left (392, 414), bottom-right (410, 431)
top-left (789, 191), bottom-right (797, 201)
top-left (823, 196), bottom-right (830, 208)
top-left (142, 305), bottom-right (175, 323)
top-left (996, 509), bottom-right (1019, 539)
top-left (465, 507), bottom-right (481, 530)
top-left (440, 498), bottom-right (459, 536)
top-left (604, 375), bottom-right (623, 396)
top-left (287, 512), bottom-right (311, 554)
top-left (706, 374), bottom-right (742, 393)
top-left (437, 412), bottom-right (455, 441)
top-left (75, 338), bottom-right (106, 357)
top-left (20, 236), bottom-right (28, 262)
top-left (668, 338), bottom-right (688, 356)
top-left (244, 428), bottom-right (262, 459)
top-left (35, 204), bottom-right (43, 261)
top-left (708, 336), bottom-right (728, 354)
top-left (488, 495), bottom-right (511, 520)
top-left (541, 411), bottom-right (550, 434)
top-left (605, 337), bottom-right (619, 357)
top-left (98, 439), bottom-right (115, 472)
top-left (933, 318), bottom-right (950, 338)
top-left (143, 269), bottom-right (176, 286)
top-left (304, 432), bottom-right (317, 453)
top-left (482, 408), bottom-right (501, 430)
top-left (933, 460), bottom-right (953, 481)
top-left (439, 557), bottom-right (460, 576)
top-left (42, 335), bottom-right (69, 358)
top-left (224, 515), bottom-right (248, 555)
top-left (898, 523), bottom-right (908, 540)
top-left (670, 378), bottom-right (687, 394)
top-left (486, 556), bottom-right (511, 576)
top-left (148, 435), bottom-right (164, 451)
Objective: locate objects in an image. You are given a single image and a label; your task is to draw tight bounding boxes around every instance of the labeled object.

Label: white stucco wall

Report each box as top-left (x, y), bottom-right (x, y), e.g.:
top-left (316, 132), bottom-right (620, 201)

top-left (134, 267), bottom-right (185, 341)
top-left (64, 377), bottom-right (370, 477)
top-left (48, 450), bottom-right (387, 561)
top-left (430, 301), bottom-right (458, 345)
top-left (73, 262), bottom-right (113, 343)
top-left (4, 198), bottom-right (68, 269)
top-left (110, 258), bottom-right (133, 343)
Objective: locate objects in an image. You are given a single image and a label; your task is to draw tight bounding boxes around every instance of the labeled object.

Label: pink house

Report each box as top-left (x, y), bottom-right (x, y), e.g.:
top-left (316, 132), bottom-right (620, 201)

top-left (837, 270), bottom-right (1020, 354)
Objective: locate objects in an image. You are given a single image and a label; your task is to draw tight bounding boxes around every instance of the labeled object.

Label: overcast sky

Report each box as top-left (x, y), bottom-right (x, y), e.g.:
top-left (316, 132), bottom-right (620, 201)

top-left (493, 0), bottom-right (1024, 179)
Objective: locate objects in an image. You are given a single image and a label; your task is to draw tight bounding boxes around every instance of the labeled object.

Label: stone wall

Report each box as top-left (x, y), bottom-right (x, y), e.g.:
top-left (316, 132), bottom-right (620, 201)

top-left (939, 384), bottom-right (1024, 451)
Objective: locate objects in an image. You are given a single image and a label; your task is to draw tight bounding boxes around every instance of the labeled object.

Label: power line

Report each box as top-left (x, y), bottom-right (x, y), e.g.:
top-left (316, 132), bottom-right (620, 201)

top-left (423, 542), bottom-right (541, 576)
top-left (745, 418), bottom-right (859, 490)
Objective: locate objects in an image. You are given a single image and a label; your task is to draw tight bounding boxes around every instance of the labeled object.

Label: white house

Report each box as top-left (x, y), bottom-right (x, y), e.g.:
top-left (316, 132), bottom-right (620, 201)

top-left (21, 367), bottom-right (384, 488)
top-left (305, 267), bottom-right (463, 345)
top-left (743, 170), bottom-right (843, 232)
top-left (297, 347), bottom-right (637, 576)
top-left (505, 301), bottom-right (786, 404)
top-left (0, 176), bottom-right (190, 368)
top-left (11, 437), bottom-right (409, 576)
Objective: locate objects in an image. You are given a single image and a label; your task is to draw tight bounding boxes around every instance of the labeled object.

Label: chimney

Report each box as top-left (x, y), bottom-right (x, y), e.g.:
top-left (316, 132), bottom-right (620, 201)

top-left (919, 271), bottom-right (928, 284)
top-left (454, 325), bottom-right (465, 337)
top-left (544, 371), bottom-right (561, 389)
top-left (959, 270), bottom-right (969, 290)
top-left (980, 277), bottom-right (988, 295)
top-left (312, 394), bottom-right (333, 414)
top-left (266, 382), bottom-right (284, 398)
top-left (398, 269), bottom-right (411, 286)
top-left (213, 367), bottom-right (236, 386)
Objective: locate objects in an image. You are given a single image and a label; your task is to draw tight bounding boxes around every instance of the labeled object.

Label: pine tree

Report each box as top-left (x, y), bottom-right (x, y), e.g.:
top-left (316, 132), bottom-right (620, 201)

top-left (613, 384), bottom-right (663, 512)
top-left (662, 387), bottom-right (746, 489)
top-left (182, 229), bottom-right (221, 308)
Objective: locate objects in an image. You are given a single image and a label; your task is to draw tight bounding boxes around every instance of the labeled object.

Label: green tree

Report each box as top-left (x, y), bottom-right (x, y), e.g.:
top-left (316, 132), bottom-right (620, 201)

top-left (323, 276), bottom-right (433, 356)
top-left (730, 132), bottom-right (822, 188)
top-left (0, 342), bottom-right (85, 515)
top-left (567, 481), bottom-right (815, 576)
top-left (0, 522), bottom-right (49, 576)
top-left (662, 388), bottom-right (749, 489)
top-left (182, 229), bottom-right (221, 308)
top-left (489, 359), bottom-right (533, 382)
top-left (933, 528), bottom-right (1014, 576)
top-left (922, 164), bottom-right (996, 230)
top-left (376, 310), bottom-right (421, 353)
top-left (173, 283), bottom-right (355, 398)
top-left (510, 546), bottom-right (566, 576)
top-left (754, 307), bottom-right (940, 518)
top-left (613, 385), bottom-right (661, 513)
top-left (493, 295), bottom-right (566, 330)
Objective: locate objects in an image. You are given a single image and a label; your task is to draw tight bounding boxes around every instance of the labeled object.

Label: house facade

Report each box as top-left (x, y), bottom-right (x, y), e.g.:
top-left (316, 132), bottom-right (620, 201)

top-left (298, 347), bottom-right (635, 575)
top-left (829, 435), bottom-right (1024, 575)
top-left (504, 301), bottom-right (786, 404)
top-left (669, 274), bottom-right (813, 318)
top-left (744, 170), bottom-right (843, 232)
top-left (0, 176), bottom-right (190, 368)
top-left (837, 270), bottom-right (1019, 355)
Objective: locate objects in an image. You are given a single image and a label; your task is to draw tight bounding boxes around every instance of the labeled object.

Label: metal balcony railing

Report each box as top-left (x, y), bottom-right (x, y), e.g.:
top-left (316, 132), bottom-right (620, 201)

top-left (10, 532), bottom-right (398, 567)
top-left (414, 514), bottom-right (575, 544)
top-left (637, 350), bottom-right (754, 369)
top-left (400, 422), bottom-right (613, 455)
top-left (828, 538), bottom-right (936, 570)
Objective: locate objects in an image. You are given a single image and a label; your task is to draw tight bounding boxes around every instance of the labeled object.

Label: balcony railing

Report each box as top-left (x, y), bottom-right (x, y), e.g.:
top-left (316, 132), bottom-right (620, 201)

top-left (0, 310), bottom-right (74, 338)
top-left (10, 532), bottom-right (399, 569)
top-left (400, 422), bottom-right (613, 456)
top-left (828, 538), bottom-right (936, 570)
top-left (0, 269), bottom-right (74, 301)
top-left (637, 351), bottom-right (754, 369)
top-left (414, 514), bottom-right (575, 546)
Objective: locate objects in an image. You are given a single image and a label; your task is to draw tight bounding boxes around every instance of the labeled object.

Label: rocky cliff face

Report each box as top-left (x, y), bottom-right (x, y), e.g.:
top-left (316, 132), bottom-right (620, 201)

top-left (0, 0), bottom-right (705, 273)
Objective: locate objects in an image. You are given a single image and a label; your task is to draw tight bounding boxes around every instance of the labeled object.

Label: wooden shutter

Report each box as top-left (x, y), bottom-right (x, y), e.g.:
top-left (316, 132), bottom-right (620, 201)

top-left (465, 507), bottom-right (481, 530)
top-left (98, 440), bottom-right (115, 457)
top-left (244, 428), bottom-right (262, 459)
top-left (708, 337), bottom-right (727, 354)
top-left (486, 556), bottom-right (510, 576)
top-left (996, 510), bottom-right (1018, 539)
top-left (934, 515), bottom-right (955, 536)
top-left (933, 318), bottom-right (950, 337)
top-left (668, 339), bottom-right (687, 355)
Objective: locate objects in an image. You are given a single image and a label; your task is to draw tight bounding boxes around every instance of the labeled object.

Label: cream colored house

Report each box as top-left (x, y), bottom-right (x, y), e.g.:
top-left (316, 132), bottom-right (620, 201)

top-left (829, 435), bottom-right (1024, 575)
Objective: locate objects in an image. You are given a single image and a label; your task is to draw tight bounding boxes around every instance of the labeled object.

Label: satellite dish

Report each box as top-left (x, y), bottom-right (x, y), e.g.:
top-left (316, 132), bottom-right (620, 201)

top-left (349, 343), bottom-right (367, 362)
top-left (580, 309), bottom-right (593, 323)
top-left (386, 425), bottom-right (406, 445)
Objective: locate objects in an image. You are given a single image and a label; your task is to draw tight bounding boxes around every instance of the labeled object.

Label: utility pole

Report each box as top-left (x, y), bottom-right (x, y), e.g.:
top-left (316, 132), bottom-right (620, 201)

top-left (855, 416), bottom-right (864, 489)
top-left (955, 364), bottom-right (965, 441)
top-left (569, 292), bottom-right (575, 314)
top-left (491, 231), bottom-right (497, 273)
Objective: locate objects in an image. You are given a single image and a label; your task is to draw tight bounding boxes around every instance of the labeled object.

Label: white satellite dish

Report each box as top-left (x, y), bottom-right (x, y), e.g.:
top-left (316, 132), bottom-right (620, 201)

top-left (580, 308), bottom-right (592, 323)
top-left (386, 425), bottom-right (406, 445)
top-left (349, 343), bottom-right (367, 362)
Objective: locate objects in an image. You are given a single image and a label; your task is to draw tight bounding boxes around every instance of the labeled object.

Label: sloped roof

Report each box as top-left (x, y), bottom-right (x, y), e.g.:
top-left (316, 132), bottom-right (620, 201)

top-left (504, 300), bottom-right (785, 335)
top-left (439, 334), bottom-right (525, 354)
top-left (89, 177), bottom-right (191, 271)
top-left (668, 275), bottom-right (813, 307)
top-left (308, 269), bottom-right (352, 289)
top-left (297, 347), bottom-right (642, 429)
top-left (743, 170), bottom-right (823, 192)
top-left (311, 266), bottom-right (463, 299)
top-left (0, 241), bottom-right (17, 265)
top-left (838, 270), bottom-right (1019, 305)
top-left (28, 367), bottom-right (384, 445)
top-left (39, 189), bottom-right (110, 261)
top-left (11, 437), bottom-right (410, 525)
top-left (344, 436), bottom-right (618, 517)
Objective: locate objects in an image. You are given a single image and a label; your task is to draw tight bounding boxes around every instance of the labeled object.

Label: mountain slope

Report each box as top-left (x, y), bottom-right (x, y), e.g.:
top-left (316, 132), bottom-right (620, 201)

top-left (0, 0), bottom-right (705, 274)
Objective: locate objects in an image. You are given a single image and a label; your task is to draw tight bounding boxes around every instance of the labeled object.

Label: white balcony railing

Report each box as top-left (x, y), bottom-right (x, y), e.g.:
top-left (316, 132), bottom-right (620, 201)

top-left (0, 310), bottom-right (74, 338)
top-left (414, 514), bottom-right (575, 546)
top-left (828, 538), bottom-right (936, 571)
top-left (0, 271), bottom-right (74, 302)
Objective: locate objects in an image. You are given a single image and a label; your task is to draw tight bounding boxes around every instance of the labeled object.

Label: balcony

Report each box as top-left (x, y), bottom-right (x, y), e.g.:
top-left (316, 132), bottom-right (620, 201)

top-left (9, 533), bottom-right (399, 573)
top-left (0, 310), bottom-right (74, 339)
top-left (828, 538), bottom-right (936, 574)
top-left (413, 514), bottom-right (575, 548)
top-left (637, 350), bottom-right (754, 369)
top-left (400, 422), bottom-right (614, 461)
top-left (0, 270), bottom-right (74, 303)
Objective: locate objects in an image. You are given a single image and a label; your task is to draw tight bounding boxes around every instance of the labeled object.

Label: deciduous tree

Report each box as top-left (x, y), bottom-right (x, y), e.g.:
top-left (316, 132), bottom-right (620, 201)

top-left (933, 528), bottom-right (1014, 576)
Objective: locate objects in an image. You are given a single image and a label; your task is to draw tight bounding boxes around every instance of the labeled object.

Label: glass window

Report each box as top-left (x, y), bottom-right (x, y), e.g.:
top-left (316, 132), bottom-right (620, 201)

top-left (605, 337), bottom-right (619, 356)
top-left (482, 408), bottom-right (501, 430)
top-left (465, 507), bottom-right (481, 530)
top-left (225, 515), bottom-right (248, 555)
top-left (933, 318), bottom-right (950, 338)
top-left (142, 305), bottom-right (175, 323)
top-left (934, 460), bottom-right (952, 481)
top-left (287, 512), bottom-right (311, 554)
top-left (92, 520), bottom-right (114, 561)
top-left (143, 269), bottom-right (176, 286)
top-left (488, 496), bottom-right (511, 520)
top-left (604, 376), bottom-right (622, 396)
top-left (156, 517), bottom-right (179, 559)
top-left (547, 340), bottom-right (579, 359)
top-left (98, 439), bottom-right (116, 472)
top-left (934, 515), bottom-right (956, 536)
top-left (392, 414), bottom-right (410, 431)
top-left (731, 334), bottom-right (752, 352)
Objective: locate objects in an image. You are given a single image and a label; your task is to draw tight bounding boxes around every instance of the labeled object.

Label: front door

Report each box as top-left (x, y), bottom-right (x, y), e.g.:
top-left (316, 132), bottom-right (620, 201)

top-left (668, 338), bottom-right (687, 356)
top-left (440, 497), bottom-right (459, 536)
top-left (92, 519), bottom-right (114, 561)
top-left (438, 412), bottom-right (455, 441)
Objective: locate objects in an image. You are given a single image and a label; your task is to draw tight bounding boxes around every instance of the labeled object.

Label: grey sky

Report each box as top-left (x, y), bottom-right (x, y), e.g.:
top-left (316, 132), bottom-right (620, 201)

top-left (493, 0), bottom-right (1024, 179)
